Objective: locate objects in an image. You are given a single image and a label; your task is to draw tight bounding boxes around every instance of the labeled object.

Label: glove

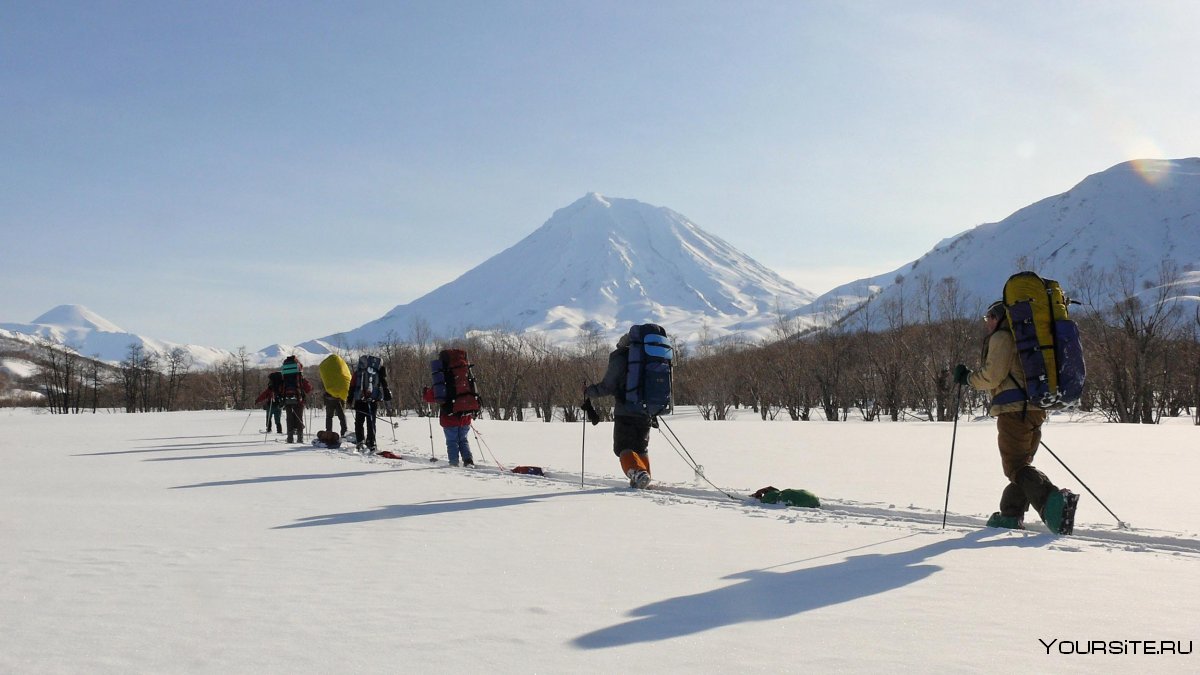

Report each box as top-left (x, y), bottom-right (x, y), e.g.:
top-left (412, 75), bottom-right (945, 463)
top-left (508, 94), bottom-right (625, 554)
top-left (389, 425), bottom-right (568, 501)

top-left (581, 398), bottom-right (600, 426)
top-left (952, 364), bottom-right (970, 386)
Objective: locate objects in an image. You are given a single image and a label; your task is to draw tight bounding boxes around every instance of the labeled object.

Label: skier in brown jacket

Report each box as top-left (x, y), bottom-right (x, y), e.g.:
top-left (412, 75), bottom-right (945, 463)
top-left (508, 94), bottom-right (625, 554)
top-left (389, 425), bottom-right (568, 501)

top-left (954, 300), bottom-right (1078, 533)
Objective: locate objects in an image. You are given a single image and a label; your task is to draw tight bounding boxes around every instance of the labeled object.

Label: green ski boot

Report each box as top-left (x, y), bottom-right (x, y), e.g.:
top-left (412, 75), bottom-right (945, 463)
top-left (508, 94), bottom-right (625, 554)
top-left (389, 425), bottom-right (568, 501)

top-left (1042, 489), bottom-right (1080, 535)
top-left (986, 512), bottom-right (1025, 530)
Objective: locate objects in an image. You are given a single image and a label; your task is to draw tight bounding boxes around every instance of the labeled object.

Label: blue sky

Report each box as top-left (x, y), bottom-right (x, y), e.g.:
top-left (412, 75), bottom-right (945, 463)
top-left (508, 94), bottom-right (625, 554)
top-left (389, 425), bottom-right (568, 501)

top-left (2, 0), bottom-right (1197, 351)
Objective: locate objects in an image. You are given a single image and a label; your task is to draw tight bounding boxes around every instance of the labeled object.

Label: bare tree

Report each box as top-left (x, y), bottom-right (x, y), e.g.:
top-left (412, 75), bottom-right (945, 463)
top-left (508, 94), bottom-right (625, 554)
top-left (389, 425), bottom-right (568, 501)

top-left (163, 348), bottom-right (192, 411)
top-left (1074, 260), bottom-right (1186, 423)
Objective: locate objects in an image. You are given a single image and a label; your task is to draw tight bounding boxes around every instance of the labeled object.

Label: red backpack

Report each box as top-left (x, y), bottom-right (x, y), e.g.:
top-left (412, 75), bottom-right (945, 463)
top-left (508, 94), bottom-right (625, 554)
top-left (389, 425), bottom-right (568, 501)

top-left (430, 349), bottom-right (481, 415)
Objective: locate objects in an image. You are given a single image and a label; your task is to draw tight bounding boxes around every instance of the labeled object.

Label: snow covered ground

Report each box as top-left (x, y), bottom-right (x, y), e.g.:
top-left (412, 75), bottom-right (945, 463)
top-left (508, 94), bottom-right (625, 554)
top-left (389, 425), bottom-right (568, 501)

top-left (2, 407), bottom-right (1197, 673)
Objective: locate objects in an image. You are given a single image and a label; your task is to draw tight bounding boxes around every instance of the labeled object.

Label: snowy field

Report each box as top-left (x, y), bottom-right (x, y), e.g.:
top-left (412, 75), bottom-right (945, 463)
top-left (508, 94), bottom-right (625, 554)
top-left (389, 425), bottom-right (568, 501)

top-left (2, 407), bottom-right (1197, 674)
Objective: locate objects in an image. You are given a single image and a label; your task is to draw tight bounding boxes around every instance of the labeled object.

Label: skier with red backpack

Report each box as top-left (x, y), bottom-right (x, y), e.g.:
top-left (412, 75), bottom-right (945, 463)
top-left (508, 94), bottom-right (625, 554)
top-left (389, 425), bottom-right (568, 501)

top-left (424, 348), bottom-right (481, 467)
top-left (270, 355), bottom-right (312, 444)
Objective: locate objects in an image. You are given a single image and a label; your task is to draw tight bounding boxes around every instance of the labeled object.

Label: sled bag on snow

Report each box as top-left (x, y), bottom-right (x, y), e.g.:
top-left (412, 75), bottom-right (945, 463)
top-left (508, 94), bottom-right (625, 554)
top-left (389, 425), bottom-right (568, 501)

top-left (430, 349), bottom-right (481, 415)
top-left (319, 354), bottom-right (352, 402)
top-left (511, 466), bottom-right (545, 476)
top-left (996, 271), bottom-right (1086, 410)
top-left (353, 355), bottom-right (384, 402)
top-left (753, 486), bottom-right (820, 508)
top-left (280, 356), bottom-right (304, 404)
top-left (625, 324), bottom-right (673, 417)
top-left (315, 430), bottom-right (341, 448)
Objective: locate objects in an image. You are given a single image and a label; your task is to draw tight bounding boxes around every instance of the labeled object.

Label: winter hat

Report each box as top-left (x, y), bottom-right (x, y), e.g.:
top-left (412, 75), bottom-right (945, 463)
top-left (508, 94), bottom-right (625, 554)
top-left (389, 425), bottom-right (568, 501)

top-left (985, 300), bottom-right (1005, 320)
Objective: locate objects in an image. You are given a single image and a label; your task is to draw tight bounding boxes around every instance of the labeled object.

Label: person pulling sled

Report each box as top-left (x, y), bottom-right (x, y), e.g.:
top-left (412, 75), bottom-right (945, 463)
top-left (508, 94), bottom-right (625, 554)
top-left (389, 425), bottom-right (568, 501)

top-left (425, 347), bottom-right (482, 467)
top-left (584, 324), bottom-right (673, 489)
top-left (347, 355), bottom-right (392, 453)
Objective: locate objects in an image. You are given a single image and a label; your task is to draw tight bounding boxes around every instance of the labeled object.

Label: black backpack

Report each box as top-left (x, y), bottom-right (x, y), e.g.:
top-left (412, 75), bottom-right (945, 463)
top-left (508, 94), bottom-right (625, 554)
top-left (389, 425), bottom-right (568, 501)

top-left (354, 355), bottom-right (383, 402)
top-left (267, 371), bottom-right (284, 400)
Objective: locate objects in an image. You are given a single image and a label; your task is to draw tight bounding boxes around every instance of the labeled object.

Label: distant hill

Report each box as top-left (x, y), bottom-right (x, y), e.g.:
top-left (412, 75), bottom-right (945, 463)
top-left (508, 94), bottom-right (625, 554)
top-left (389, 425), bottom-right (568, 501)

top-left (0, 305), bottom-right (335, 369)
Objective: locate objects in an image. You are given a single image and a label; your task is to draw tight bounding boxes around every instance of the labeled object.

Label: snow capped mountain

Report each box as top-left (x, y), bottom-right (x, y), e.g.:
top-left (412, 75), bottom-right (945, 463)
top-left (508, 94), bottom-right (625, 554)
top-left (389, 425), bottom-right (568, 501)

top-left (320, 193), bottom-right (818, 347)
top-left (802, 158), bottom-right (1200, 323)
top-left (31, 305), bottom-right (126, 334)
top-left (0, 305), bottom-right (329, 369)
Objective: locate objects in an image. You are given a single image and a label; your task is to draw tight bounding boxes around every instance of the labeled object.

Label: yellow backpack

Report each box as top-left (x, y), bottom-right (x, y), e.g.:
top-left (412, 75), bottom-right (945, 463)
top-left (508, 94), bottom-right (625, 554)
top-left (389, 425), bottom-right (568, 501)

top-left (998, 271), bottom-right (1086, 409)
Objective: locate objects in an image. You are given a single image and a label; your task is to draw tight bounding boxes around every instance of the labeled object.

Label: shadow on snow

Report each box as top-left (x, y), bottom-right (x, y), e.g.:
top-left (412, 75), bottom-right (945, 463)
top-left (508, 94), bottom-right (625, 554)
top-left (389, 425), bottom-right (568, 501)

top-left (272, 488), bottom-right (603, 530)
top-left (169, 469), bottom-right (408, 489)
top-left (75, 440), bottom-right (273, 456)
top-left (572, 529), bottom-right (1049, 649)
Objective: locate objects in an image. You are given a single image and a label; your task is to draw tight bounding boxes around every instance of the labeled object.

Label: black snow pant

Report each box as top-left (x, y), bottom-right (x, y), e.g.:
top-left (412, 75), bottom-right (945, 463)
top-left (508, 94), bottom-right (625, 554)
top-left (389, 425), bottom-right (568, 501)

top-left (353, 400), bottom-right (378, 448)
top-left (285, 403), bottom-right (305, 442)
top-left (324, 394), bottom-right (347, 435)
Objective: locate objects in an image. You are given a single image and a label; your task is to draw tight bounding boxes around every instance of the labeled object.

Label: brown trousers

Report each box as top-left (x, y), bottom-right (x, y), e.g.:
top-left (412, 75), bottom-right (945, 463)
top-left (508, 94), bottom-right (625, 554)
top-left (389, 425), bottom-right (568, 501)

top-left (997, 409), bottom-right (1045, 480)
top-left (995, 409), bottom-right (1056, 518)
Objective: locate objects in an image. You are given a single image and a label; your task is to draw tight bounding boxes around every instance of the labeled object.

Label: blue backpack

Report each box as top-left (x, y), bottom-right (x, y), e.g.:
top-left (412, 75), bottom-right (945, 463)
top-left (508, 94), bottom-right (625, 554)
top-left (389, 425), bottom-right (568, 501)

top-left (625, 324), bottom-right (673, 417)
top-left (354, 355), bottom-right (383, 402)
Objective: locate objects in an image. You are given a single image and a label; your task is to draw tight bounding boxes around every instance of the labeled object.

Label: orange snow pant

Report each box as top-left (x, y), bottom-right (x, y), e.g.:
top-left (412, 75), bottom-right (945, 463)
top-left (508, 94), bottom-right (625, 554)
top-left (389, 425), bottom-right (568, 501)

top-left (619, 450), bottom-right (651, 478)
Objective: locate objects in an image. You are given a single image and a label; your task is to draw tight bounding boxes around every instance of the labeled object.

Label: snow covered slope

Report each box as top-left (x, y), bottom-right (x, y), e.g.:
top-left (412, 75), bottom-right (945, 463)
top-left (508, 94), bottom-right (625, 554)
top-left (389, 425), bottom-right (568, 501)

top-left (319, 193), bottom-right (818, 348)
top-left (802, 158), bottom-right (1200, 323)
top-left (0, 305), bottom-right (331, 369)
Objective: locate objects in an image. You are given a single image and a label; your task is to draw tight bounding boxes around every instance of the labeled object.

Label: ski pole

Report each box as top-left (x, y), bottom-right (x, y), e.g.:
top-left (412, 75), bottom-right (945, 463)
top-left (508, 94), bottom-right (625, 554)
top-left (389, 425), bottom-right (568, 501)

top-left (1040, 440), bottom-right (1127, 528)
top-left (580, 410), bottom-right (586, 488)
top-left (942, 383), bottom-right (962, 529)
top-left (385, 405), bottom-right (397, 442)
top-left (359, 407), bottom-right (398, 429)
top-left (262, 405), bottom-right (271, 444)
top-left (426, 405), bottom-right (439, 462)
top-left (238, 410), bottom-right (253, 435)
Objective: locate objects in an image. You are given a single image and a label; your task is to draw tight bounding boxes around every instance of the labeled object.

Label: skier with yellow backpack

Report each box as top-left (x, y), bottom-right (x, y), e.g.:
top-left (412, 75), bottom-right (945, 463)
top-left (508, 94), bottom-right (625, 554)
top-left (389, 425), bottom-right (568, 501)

top-left (954, 272), bottom-right (1085, 534)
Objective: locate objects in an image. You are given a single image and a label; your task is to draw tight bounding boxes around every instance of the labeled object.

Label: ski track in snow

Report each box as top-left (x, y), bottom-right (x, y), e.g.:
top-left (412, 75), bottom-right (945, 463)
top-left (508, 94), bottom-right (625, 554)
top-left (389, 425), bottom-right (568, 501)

top-left (311, 439), bottom-right (1200, 560)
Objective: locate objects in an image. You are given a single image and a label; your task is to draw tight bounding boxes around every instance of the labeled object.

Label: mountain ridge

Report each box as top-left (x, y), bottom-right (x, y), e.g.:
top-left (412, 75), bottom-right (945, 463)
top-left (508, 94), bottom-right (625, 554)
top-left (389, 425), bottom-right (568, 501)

top-left (799, 157), bottom-right (1200, 323)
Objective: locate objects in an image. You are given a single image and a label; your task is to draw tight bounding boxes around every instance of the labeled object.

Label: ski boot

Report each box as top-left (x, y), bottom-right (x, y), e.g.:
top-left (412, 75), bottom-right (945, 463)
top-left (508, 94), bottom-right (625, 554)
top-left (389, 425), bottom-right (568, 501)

top-left (629, 470), bottom-right (651, 489)
top-left (986, 512), bottom-right (1025, 530)
top-left (1042, 489), bottom-right (1080, 535)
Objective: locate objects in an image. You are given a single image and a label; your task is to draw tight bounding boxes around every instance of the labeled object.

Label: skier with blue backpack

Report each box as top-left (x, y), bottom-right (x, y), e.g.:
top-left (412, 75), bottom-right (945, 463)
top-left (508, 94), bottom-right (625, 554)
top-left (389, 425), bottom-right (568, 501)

top-left (584, 324), bottom-right (673, 489)
top-left (346, 355), bottom-right (392, 453)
